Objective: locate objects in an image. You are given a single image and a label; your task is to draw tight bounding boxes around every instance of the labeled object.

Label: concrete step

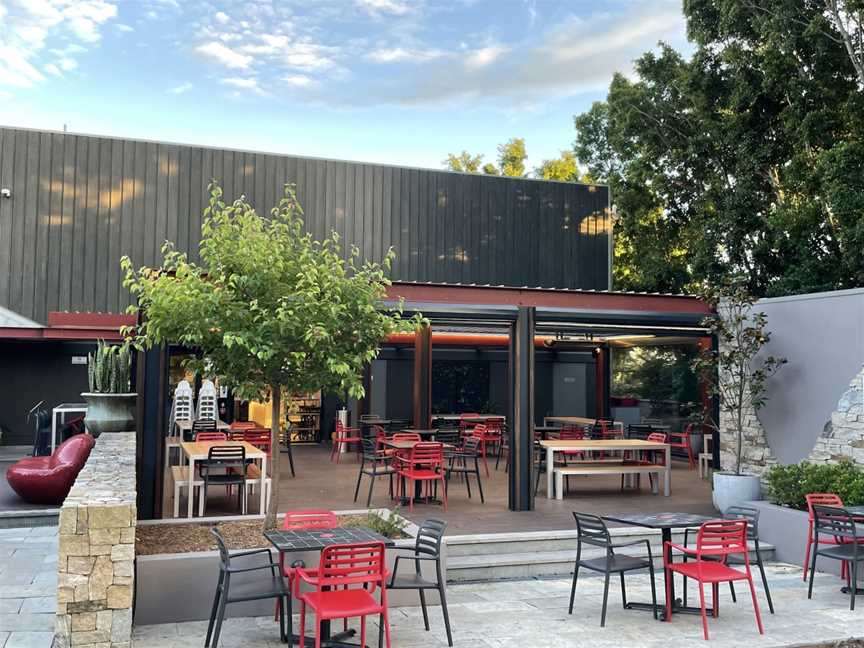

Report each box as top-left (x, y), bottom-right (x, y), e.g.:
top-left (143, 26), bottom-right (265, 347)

top-left (445, 528), bottom-right (775, 582)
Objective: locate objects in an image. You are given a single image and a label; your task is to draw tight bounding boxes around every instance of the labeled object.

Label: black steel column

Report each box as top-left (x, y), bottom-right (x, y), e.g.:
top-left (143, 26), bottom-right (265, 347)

top-left (508, 307), bottom-right (535, 511)
top-left (136, 344), bottom-right (167, 520)
top-left (413, 324), bottom-right (432, 429)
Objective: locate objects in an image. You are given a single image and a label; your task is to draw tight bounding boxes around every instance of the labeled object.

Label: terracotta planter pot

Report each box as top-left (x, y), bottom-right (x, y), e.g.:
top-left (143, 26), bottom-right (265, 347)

top-left (81, 392), bottom-right (137, 436)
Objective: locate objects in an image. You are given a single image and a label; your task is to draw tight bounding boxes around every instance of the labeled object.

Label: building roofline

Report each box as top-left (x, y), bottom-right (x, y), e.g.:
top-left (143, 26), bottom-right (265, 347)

top-left (0, 123), bottom-right (609, 190)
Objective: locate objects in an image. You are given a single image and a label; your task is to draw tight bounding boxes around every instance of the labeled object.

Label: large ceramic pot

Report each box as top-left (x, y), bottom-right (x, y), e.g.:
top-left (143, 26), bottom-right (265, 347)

top-left (81, 392), bottom-right (137, 436)
top-left (712, 472), bottom-right (761, 513)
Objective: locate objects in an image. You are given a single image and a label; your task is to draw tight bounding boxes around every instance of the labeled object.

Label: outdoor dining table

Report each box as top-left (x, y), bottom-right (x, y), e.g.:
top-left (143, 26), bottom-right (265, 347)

top-left (178, 440), bottom-right (267, 518)
top-left (602, 512), bottom-right (715, 620)
top-left (174, 418), bottom-right (231, 436)
top-left (399, 428), bottom-right (440, 438)
top-left (539, 439), bottom-right (672, 498)
top-left (543, 415), bottom-right (595, 427)
top-left (264, 526), bottom-right (395, 647)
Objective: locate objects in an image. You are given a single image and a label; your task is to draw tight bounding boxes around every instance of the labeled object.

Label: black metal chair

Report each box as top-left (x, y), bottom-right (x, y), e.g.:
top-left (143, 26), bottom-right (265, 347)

top-left (199, 445), bottom-right (247, 516)
top-left (569, 512), bottom-right (658, 626)
top-left (533, 441), bottom-right (547, 497)
top-left (353, 437), bottom-right (395, 507)
top-left (445, 436), bottom-right (485, 503)
top-left (387, 519), bottom-right (453, 647)
top-left (206, 527), bottom-right (290, 648)
top-left (189, 418), bottom-right (217, 442)
top-left (682, 505), bottom-right (774, 614)
top-left (808, 505), bottom-right (863, 610)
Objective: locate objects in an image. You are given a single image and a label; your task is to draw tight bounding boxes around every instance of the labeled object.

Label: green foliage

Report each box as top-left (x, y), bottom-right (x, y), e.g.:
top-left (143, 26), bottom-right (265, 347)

top-left (122, 183), bottom-right (419, 403)
top-left (496, 137), bottom-right (527, 177)
top-left (87, 340), bottom-right (132, 393)
top-left (766, 460), bottom-right (864, 510)
top-left (444, 151), bottom-right (484, 174)
top-left (693, 278), bottom-right (786, 475)
top-left (574, 3), bottom-right (864, 296)
top-left (340, 509), bottom-right (409, 539)
top-left (612, 346), bottom-right (698, 412)
top-left (535, 150), bottom-right (589, 183)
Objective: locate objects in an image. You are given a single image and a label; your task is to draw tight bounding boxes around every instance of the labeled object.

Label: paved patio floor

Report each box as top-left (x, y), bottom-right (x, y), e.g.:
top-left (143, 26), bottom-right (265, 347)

top-left (132, 563), bottom-right (863, 648)
top-left (0, 525), bottom-right (57, 648)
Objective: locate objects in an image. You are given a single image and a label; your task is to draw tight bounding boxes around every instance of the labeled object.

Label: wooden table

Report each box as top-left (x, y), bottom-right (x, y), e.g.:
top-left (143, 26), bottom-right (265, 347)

top-left (174, 419), bottom-right (231, 434)
top-left (179, 440), bottom-right (266, 518)
top-left (539, 439), bottom-right (671, 498)
top-left (543, 415), bottom-right (595, 427)
top-left (382, 439), bottom-right (454, 451)
top-left (432, 414), bottom-right (505, 423)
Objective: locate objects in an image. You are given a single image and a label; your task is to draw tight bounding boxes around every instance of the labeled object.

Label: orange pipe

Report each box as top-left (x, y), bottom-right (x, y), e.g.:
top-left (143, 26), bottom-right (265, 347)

top-left (385, 332), bottom-right (553, 348)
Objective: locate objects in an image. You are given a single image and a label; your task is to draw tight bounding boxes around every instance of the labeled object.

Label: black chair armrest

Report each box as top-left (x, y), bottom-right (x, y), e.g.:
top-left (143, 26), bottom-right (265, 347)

top-left (226, 563), bottom-right (283, 575)
top-left (231, 547), bottom-right (275, 562)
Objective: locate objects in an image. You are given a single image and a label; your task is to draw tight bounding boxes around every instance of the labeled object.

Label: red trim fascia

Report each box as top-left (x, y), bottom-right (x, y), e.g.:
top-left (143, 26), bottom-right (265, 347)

top-left (47, 312), bottom-right (135, 329)
top-left (387, 282), bottom-right (710, 314)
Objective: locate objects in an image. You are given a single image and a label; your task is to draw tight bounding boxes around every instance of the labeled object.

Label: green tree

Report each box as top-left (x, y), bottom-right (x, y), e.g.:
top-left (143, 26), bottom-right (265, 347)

top-left (497, 137), bottom-right (527, 177)
top-left (481, 162), bottom-right (500, 175)
top-left (693, 279), bottom-right (785, 475)
top-left (575, 2), bottom-right (864, 296)
top-left (122, 184), bottom-right (419, 526)
top-left (535, 150), bottom-right (579, 182)
top-left (444, 150), bottom-right (484, 173)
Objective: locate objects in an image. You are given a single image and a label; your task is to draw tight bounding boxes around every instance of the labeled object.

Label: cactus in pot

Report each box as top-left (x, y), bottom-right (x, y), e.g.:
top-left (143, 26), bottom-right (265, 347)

top-left (82, 340), bottom-right (136, 436)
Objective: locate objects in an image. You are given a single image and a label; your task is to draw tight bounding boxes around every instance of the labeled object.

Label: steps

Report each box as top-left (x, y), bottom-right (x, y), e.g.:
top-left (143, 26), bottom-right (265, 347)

top-left (445, 527), bottom-right (775, 582)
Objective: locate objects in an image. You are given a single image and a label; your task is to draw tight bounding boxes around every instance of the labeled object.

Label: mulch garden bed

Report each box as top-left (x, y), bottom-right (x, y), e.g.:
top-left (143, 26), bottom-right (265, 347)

top-left (136, 514), bottom-right (408, 556)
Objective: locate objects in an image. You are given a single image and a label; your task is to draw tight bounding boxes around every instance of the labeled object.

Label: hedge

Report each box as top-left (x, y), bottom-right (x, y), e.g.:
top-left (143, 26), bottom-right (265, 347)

top-left (765, 460), bottom-right (864, 510)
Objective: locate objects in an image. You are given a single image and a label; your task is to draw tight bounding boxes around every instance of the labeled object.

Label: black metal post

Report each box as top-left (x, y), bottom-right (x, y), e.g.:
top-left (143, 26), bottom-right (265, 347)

top-left (508, 306), bottom-right (535, 511)
top-left (413, 323), bottom-right (432, 429)
top-left (136, 343), bottom-right (167, 520)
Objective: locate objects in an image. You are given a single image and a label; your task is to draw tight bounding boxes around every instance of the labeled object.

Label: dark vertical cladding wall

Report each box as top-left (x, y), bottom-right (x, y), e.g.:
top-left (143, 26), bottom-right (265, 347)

top-left (0, 126), bottom-right (611, 323)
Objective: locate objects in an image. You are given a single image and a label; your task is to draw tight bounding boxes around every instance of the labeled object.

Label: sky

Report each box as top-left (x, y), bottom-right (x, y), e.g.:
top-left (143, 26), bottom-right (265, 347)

top-left (0, 0), bottom-right (689, 173)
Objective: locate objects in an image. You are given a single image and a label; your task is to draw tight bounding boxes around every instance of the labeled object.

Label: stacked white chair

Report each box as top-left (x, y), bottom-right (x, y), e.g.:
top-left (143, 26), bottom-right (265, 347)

top-left (196, 379), bottom-right (218, 421)
top-left (168, 380), bottom-right (200, 516)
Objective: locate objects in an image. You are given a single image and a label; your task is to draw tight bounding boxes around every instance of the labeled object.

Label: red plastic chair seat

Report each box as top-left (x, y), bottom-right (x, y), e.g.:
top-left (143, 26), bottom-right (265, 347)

top-left (6, 434), bottom-right (95, 505)
top-left (667, 559), bottom-right (750, 583)
top-left (299, 589), bottom-right (383, 618)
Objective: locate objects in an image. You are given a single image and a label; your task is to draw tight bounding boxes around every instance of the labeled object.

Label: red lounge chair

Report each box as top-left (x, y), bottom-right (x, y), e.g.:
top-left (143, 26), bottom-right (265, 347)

top-left (6, 433), bottom-right (95, 505)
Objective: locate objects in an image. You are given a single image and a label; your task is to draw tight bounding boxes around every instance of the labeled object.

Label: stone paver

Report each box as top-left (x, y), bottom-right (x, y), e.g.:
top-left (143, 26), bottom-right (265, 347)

top-left (0, 525), bottom-right (57, 648)
top-left (133, 563), bottom-right (864, 648)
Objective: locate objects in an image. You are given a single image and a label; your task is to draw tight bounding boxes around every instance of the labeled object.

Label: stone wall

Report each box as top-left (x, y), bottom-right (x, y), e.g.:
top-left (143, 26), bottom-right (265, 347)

top-left (55, 432), bottom-right (136, 648)
top-left (808, 366), bottom-right (864, 465)
top-left (718, 398), bottom-right (777, 477)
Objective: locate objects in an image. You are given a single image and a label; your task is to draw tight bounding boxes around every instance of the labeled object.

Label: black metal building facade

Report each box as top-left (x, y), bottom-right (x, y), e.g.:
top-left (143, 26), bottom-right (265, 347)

top-left (0, 126), bottom-right (611, 323)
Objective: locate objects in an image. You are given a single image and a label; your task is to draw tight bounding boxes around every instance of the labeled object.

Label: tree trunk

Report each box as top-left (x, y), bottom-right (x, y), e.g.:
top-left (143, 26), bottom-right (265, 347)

top-left (264, 385), bottom-right (281, 530)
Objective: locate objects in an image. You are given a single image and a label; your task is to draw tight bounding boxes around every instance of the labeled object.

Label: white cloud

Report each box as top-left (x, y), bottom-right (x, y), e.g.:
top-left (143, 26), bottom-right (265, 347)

top-left (464, 44), bottom-right (508, 70)
top-left (356, 0), bottom-right (412, 16)
top-left (195, 41), bottom-right (252, 69)
top-left (116, 23), bottom-right (134, 32)
top-left (220, 76), bottom-right (258, 89)
top-left (282, 74), bottom-right (314, 87)
top-left (168, 81), bottom-right (193, 94)
top-left (0, 0), bottom-right (118, 89)
top-left (367, 47), bottom-right (443, 63)
top-left (214, 11), bottom-right (230, 24)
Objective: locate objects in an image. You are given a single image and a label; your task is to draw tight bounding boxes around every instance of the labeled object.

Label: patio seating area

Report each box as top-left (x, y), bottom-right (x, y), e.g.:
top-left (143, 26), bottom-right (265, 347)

top-left (131, 562), bottom-right (862, 648)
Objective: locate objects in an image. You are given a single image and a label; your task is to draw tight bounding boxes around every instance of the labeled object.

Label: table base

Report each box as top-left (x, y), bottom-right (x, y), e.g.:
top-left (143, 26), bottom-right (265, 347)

top-left (840, 586), bottom-right (864, 595)
top-left (625, 598), bottom-right (714, 621)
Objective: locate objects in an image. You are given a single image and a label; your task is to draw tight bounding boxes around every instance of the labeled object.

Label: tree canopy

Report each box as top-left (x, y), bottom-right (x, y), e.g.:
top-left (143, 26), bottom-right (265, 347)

top-left (575, 1), bottom-right (864, 296)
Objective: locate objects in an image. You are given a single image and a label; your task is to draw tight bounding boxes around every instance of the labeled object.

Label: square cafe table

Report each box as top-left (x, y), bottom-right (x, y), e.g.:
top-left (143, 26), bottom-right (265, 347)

top-left (264, 526), bottom-right (395, 647)
top-left (179, 440), bottom-right (267, 518)
top-left (603, 512), bottom-right (715, 620)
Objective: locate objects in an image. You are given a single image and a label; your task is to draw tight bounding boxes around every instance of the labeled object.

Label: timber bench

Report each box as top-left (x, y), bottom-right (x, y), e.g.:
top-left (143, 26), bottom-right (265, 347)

top-left (553, 464), bottom-right (663, 500)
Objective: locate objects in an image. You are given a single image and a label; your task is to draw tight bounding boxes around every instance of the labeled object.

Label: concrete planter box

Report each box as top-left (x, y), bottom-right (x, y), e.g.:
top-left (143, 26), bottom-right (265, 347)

top-left (134, 509), bottom-right (445, 625)
top-left (746, 500), bottom-right (842, 577)
top-left (713, 472), bottom-right (761, 513)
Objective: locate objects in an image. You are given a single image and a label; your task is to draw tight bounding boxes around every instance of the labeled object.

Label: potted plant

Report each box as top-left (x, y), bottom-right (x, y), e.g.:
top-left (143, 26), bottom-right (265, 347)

top-left (694, 279), bottom-right (786, 512)
top-left (81, 340), bottom-right (136, 436)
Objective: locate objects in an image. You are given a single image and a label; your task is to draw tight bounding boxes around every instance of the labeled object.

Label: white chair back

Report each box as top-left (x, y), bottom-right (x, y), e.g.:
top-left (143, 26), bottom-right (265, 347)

top-left (197, 379), bottom-right (218, 421)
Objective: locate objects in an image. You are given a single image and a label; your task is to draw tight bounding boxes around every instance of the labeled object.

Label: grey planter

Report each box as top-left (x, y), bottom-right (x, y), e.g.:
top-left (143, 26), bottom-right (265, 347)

top-left (746, 500), bottom-right (843, 577)
top-left (712, 472), bottom-right (761, 513)
top-left (134, 510), bottom-right (446, 625)
top-left (81, 392), bottom-right (137, 436)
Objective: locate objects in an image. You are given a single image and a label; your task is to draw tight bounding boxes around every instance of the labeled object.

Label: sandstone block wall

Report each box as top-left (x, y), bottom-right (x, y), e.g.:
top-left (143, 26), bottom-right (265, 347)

top-left (55, 432), bottom-right (136, 648)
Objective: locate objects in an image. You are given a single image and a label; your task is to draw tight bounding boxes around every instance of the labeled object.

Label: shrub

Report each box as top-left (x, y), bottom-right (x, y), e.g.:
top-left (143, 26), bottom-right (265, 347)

top-left (766, 460), bottom-right (864, 510)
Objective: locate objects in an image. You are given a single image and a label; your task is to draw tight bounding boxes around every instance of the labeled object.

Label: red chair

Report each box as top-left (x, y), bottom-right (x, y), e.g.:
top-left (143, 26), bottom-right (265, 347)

top-left (241, 428), bottom-right (273, 456)
top-left (802, 493), bottom-right (849, 582)
top-left (664, 519), bottom-right (764, 640)
top-left (195, 431), bottom-right (228, 442)
top-left (296, 541), bottom-right (392, 648)
top-left (394, 442), bottom-right (446, 512)
top-left (274, 510), bottom-right (339, 622)
top-left (331, 419), bottom-right (362, 463)
top-left (392, 432), bottom-right (421, 442)
top-left (558, 426), bottom-right (586, 463)
top-left (458, 413), bottom-right (479, 437)
top-left (621, 432), bottom-right (667, 491)
top-left (6, 433), bottom-right (95, 505)
top-left (668, 423), bottom-right (696, 469)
